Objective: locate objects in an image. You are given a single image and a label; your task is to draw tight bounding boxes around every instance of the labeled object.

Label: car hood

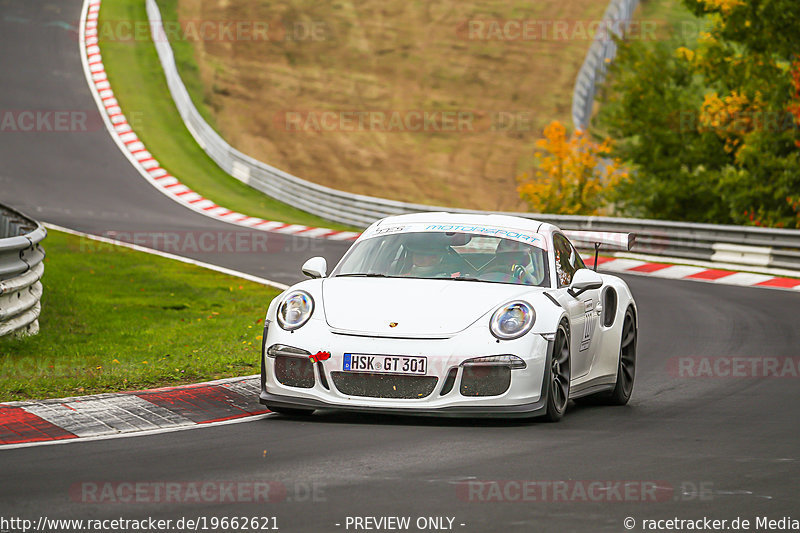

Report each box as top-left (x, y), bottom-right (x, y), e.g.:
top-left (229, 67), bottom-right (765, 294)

top-left (321, 277), bottom-right (540, 337)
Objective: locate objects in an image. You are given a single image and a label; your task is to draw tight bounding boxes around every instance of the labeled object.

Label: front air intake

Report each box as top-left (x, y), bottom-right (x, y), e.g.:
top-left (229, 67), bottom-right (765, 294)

top-left (460, 366), bottom-right (511, 397)
top-left (274, 356), bottom-right (315, 388)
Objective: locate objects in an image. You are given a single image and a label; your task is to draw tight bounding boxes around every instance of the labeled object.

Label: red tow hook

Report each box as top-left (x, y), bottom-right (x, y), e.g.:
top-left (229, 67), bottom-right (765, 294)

top-left (309, 351), bottom-right (331, 363)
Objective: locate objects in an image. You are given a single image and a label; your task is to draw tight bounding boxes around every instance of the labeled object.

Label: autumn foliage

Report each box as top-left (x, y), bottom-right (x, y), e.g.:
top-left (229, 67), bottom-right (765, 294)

top-left (517, 121), bottom-right (627, 215)
top-left (595, 0), bottom-right (800, 227)
top-left (789, 56), bottom-right (800, 149)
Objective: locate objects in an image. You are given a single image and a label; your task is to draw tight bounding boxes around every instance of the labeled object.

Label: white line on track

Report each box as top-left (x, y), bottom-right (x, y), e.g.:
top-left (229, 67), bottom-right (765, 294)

top-left (45, 223), bottom-right (289, 291)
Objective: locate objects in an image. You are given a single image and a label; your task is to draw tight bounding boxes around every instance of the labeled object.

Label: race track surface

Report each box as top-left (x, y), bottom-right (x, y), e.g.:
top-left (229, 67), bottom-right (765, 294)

top-left (1, 1), bottom-right (798, 532)
top-left (0, 0), bottom-right (348, 285)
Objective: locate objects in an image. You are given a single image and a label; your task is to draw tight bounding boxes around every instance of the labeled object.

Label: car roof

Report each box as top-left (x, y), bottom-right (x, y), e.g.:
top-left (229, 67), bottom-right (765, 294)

top-left (373, 212), bottom-right (561, 236)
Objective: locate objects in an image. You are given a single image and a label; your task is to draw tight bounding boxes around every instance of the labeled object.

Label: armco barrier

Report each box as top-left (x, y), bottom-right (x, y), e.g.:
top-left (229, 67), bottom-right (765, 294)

top-left (571, 0), bottom-right (639, 130)
top-left (143, 0), bottom-right (800, 273)
top-left (0, 205), bottom-right (46, 337)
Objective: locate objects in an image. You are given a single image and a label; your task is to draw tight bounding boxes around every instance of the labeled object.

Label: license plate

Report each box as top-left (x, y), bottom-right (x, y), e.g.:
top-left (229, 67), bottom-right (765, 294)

top-left (343, 353), bottom-right (427, 375)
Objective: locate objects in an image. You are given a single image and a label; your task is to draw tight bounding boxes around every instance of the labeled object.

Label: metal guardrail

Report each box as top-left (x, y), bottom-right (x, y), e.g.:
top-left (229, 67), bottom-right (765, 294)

top-left (571, 0), bottom-right (639, 130)
top-left (0, 205), bottom-right (46, 337)
top-left (145, 0), bottom-right (800, 274)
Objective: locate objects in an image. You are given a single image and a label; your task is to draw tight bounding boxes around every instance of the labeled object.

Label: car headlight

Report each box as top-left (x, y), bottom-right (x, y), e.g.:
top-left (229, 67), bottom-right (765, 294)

top-left (490, 301), bottom-right (535, 340)
top-left (277, 290), bottom-right (314, 331)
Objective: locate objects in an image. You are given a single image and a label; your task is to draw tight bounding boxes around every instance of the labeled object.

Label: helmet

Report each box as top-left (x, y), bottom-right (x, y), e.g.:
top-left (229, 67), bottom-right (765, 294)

top-left (403, 234), bottom-right (450, 276)
top-left (403, 233), bottom-right (450, 254)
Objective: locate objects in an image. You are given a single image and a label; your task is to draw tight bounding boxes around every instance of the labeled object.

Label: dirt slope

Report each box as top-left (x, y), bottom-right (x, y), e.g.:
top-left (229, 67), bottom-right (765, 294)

top-left (177, 0), bottom-right (607, 210)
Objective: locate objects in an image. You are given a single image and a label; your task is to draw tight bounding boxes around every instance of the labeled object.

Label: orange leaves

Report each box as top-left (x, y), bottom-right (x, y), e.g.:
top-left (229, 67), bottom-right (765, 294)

top-left (744, 197), bottom-right (800, 229)
top-left (698, 0), bottom-right (744, 14)
top-left (699, 90), bottom-right (765, 156)
top-left (788, 56), bottom-right (800, 149)
top-left (675, 46), bottom-right (695, 63)
top-left (518, 120), bottom-right (626, 216)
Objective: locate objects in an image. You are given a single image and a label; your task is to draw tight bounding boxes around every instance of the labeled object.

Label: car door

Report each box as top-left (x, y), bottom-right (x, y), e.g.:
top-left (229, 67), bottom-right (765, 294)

top-left (551, 233), bottom-right (601, 379)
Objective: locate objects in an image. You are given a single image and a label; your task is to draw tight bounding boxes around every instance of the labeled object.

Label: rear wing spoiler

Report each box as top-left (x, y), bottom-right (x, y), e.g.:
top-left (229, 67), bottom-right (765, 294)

top-left (563, 230), bottom-right (636, 251)
top-left (562, 230), bottom-right (636, 271)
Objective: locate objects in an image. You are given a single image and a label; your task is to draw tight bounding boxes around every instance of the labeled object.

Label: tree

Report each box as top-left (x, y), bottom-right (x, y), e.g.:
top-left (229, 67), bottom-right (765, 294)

top-left (596, 0), bottom-right (800, 227)
top-left (517, 121), bottom-right (626, 215)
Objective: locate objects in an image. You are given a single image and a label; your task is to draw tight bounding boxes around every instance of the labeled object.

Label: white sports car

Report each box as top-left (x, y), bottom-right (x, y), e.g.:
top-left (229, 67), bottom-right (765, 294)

top-left (260, 213), bottom-right (637, 421)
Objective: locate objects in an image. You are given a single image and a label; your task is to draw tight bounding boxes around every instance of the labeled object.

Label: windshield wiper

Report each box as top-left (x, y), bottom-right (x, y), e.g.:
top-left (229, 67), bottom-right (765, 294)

top-left (449, 275), bottom-right (481, 282)
top-left (335, 273), bottom-right (391, 278)
top-left (402, 275), bottom-right (482, 282)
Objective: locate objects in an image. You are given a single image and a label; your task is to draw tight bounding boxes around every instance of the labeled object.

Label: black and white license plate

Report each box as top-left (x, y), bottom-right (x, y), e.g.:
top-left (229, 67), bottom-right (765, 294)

top-left (342, 353), bottom-right (427, 375)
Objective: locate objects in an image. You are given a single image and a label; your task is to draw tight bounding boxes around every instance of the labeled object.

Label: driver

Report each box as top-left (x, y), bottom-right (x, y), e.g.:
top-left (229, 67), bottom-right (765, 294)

top-left (481, 239), bottom-right (536, 284)
top-left (402, 235), bottom-right (456, 278)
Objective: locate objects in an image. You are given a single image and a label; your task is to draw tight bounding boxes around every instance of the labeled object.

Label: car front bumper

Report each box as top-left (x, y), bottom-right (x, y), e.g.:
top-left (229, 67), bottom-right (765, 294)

top-left (260, 318), bottom-right (555, 418)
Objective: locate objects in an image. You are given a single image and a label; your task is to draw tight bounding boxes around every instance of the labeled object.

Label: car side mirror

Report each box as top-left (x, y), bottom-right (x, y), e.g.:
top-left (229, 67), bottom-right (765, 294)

top-left (301, 257), bottom-right (327, 279)
top-left (568, 268), bottom-right (603, 297)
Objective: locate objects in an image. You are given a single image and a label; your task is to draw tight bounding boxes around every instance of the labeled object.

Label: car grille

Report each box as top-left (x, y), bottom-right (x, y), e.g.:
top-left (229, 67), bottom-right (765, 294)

top-left (331, 372), bottom-right (438, 399)
top-left (460, 366), bottom-right (511, 397)
top-left (274, 355), bottom-right (315, 388)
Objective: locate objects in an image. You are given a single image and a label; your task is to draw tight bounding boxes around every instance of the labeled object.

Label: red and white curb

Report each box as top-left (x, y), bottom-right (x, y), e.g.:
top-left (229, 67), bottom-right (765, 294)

top-left (587, 256), bottom-right (800, 292)
top-left (0, 376), bottom-right (267, 449)
top-left (80, 0), bottom-right (359, 242)
top-left (2, 258), bottom-right (796, 450)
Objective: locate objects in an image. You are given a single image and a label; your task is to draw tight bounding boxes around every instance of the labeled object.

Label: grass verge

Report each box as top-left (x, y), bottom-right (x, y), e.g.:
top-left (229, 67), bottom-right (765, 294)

top-left (0, 230), bottom-right (282, 402)
top-left (96, 0), bottom-right (358, 232)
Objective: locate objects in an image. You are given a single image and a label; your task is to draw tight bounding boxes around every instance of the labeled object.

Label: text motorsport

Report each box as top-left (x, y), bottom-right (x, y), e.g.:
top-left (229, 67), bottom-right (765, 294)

top-left (341, 516), bottom-right (462, 531)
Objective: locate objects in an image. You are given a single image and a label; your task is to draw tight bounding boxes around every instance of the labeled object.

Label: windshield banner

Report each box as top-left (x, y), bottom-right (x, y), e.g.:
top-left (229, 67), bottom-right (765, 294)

top-left (361, 222), bottom-right (547, 249)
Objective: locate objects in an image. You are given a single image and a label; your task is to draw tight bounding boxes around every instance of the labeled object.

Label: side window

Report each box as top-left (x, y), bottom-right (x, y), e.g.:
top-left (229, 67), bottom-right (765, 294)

top-left (553, 234), bottom-right (577, 287)
top-left (570, 242), bottom-right (587, 271)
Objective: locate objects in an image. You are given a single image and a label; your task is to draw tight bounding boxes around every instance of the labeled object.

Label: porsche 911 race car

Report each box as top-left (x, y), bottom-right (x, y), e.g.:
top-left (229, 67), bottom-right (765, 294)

top-left (260, 213), bottom-right (637, 421)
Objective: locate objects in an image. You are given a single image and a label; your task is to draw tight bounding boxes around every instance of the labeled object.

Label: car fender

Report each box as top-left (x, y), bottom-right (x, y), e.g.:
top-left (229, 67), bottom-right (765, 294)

top-left (526, 291), bottom-right (569, 335)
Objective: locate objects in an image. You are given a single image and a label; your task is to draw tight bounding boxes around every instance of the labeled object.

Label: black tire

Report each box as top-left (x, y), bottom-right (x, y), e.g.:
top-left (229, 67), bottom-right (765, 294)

top-left (266, 405), bottom-right (315, 416)
top-left (607, 307), bottom-right (636, 405)
top-left (543, 322), bottom-right (571, 422)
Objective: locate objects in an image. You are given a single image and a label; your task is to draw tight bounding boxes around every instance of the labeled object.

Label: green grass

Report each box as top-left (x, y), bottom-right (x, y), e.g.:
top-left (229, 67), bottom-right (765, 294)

top-left (0, 230), bottom-right (282, 402)
top-left (97, 0), bottom-right (358, 232)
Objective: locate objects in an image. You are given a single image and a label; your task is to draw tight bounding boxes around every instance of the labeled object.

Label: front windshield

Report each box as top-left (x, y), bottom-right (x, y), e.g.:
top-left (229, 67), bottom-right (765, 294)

top-left (331, 231), bottom-right (550, 287)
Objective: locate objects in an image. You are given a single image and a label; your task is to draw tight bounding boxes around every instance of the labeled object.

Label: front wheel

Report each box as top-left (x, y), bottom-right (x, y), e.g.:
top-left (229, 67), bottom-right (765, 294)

top-left (543, 322), bottom-right (571, 422)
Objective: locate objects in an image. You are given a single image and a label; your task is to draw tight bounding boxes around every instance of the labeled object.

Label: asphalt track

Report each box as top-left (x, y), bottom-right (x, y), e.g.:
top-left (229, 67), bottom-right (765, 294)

top-left (0, 0), bottom-right (348, 284)
top-left (1, 1), bottom-right (799, 532)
